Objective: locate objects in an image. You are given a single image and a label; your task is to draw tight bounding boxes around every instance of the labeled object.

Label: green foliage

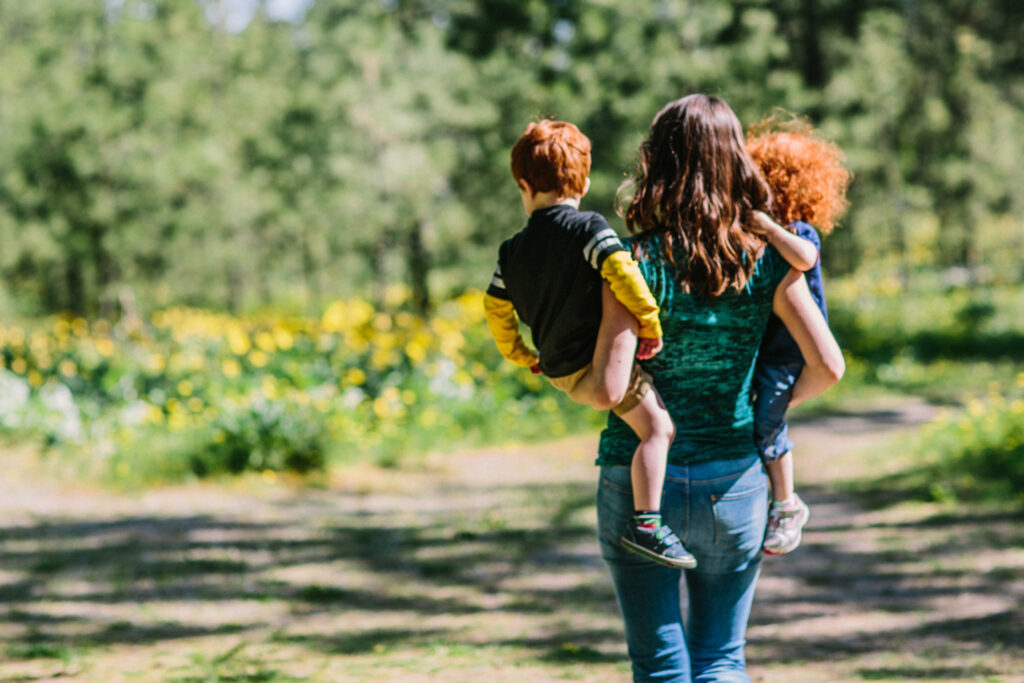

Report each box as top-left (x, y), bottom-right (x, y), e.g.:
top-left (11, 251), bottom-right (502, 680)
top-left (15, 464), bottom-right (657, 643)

top-left (918, 388), bottom-right (1024, 502)
top-left (0, 0), bottom-right (1021, 495)
top-left (0, 290), bottom-right (599, 483)
top-left (826, 272), bottom-right (1024, 401)
top-left (0, 0), bottom-right (1020, 316)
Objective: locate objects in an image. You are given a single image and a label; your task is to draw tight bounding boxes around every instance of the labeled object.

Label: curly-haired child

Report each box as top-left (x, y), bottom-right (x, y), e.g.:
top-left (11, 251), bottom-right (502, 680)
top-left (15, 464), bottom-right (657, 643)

top-left (745, 119), bottom-right (852, 555)
top-left (484, 119), bottom-right (694, 569)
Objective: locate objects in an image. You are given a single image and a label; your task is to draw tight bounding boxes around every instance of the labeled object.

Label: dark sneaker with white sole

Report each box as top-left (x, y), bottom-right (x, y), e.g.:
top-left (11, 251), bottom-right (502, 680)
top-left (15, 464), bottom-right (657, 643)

top-left (620, 522), bottom-right (697, 569)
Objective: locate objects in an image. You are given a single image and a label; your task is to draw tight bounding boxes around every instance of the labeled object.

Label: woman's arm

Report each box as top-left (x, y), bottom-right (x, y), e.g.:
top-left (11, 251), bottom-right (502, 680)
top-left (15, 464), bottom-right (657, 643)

top-left (750, 212), bottom-right (818, 271)
top-left (772, 268), bottom-right (845, 405)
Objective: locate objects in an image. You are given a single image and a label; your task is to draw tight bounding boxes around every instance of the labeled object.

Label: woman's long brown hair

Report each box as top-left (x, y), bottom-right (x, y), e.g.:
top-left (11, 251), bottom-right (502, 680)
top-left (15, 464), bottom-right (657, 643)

top-left (618, 94), bottom-right (772, 296)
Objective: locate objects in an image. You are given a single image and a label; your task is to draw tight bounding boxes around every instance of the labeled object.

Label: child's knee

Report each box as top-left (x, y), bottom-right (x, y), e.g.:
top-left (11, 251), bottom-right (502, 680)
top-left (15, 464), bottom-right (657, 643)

top-left (589, 387), bottom-right (623, 412)
top-left (651, 407), bottom-right (675, 442)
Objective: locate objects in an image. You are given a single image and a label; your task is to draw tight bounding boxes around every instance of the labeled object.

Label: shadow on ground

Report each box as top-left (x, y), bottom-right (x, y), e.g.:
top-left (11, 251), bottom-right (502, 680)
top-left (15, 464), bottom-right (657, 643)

top-left (1, 423), bottom-right (1022, 678)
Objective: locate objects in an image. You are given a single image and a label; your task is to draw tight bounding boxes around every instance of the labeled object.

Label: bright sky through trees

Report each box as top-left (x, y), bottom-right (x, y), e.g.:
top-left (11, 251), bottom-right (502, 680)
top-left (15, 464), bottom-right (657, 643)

top-left (210, 0), bottom-right (313, 32)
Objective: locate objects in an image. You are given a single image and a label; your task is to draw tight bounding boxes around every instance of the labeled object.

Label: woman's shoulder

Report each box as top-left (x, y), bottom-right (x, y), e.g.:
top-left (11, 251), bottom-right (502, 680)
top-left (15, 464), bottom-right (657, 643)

top-left (751, 244), bottom-right (791, 292)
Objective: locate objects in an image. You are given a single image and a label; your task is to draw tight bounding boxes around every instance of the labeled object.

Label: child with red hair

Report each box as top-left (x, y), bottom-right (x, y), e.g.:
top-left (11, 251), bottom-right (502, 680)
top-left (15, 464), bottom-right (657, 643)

top-left (745, 120), bottom-right (852, 555)
top-left (484, 119), bottom-right (694, 569)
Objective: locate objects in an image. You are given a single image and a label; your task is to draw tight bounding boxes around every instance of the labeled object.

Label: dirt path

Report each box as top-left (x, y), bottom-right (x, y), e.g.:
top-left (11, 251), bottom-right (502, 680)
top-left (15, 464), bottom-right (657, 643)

top-left (1, 400), bottom-right (1021, 682)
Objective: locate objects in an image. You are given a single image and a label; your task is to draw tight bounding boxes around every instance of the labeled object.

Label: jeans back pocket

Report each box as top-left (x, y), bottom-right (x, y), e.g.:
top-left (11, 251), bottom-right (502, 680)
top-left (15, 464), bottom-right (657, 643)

top-left (711, 483), bottom-right (768, 553)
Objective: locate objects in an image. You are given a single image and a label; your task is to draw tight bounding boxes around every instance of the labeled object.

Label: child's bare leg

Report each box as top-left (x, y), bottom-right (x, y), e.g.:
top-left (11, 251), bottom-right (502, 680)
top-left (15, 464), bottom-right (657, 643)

top-left (618, 388), bottom-right (676, 510)
top-left (763, 449), bottom-right (810, 555)
top-left (616, 388), bottom-right (695, 568)
top-left (568, 282), bottom-right (638, 410)
top-left (765, 450), bottom-right (795, 503)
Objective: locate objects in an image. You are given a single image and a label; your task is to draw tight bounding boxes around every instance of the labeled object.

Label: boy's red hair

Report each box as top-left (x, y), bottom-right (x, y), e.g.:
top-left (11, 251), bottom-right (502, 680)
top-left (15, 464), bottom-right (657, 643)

top-left (510, 120), bottom-right (591, 197)
top-left (746, 122), bottom-right (851, 235)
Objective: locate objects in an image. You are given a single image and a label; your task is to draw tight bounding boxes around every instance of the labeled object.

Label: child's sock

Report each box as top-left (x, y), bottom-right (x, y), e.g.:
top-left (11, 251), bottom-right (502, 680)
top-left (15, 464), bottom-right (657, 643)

top-left (772, 496), bottom-right (795, 508)
top-left (632, 510), bottom-right (662, 530)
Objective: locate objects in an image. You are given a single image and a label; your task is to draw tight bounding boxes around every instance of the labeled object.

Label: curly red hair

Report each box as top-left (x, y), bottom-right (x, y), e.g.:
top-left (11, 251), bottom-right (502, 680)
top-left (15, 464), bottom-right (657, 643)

top-left (746, 121), bottom-right (851, 236)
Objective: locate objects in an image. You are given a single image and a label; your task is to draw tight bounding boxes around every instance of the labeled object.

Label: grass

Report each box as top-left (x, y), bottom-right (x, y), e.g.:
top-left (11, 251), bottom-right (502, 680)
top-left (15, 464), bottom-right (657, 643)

top-left (827, 274), bottom-right (1024, 403)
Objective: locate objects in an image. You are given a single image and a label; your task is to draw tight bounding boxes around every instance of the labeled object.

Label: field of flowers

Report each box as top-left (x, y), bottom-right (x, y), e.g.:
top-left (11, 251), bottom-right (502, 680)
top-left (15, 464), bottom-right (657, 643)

top-left (0, 290), bottom-right (599, 483)
top-left (917, 379), bottom-right (1024, 503)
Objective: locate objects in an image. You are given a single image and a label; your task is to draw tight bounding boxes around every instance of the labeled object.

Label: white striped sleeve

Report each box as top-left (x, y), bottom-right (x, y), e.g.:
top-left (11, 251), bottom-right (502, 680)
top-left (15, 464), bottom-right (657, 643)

top-left (485, 263), bottom-right (510, 299)
top-left (582, 227), bottom-right (626, 270)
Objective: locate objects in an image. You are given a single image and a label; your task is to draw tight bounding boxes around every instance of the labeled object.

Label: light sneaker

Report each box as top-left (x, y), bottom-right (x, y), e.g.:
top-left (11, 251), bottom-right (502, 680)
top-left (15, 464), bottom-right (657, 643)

top-left (763, 493), bottom-right (810, 556)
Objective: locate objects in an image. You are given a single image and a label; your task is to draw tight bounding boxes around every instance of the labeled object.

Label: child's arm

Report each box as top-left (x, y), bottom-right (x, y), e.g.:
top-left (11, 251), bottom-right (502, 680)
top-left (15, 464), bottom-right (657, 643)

top-left (483, 293), bottom-right (538, 369)
top-left (599, 251), bottom-right (662, 348)
top-left (772, 269), bottom-right (844, 406)
top-left (750, 211), bottom-right (818, 272)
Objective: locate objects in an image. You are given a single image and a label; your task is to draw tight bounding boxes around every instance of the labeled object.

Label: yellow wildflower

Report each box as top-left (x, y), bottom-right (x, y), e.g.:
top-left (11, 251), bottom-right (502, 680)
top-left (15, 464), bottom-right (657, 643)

top-left (248, 350), bottom-right (269, 368)
top-left (177, 380), bottom-right (194, 397)
top-left (966, 398), bottom-right (985, 418)
top-left (59, 359), bottom-right (77, 377)
top-left (405, 339), bottom-right (428, 363)
top-left (227, 325), bottom-right (251, 355)
top-left (261, 375), bottom-right (278, 399)
top-left (273, 328), bottom-right (295, 351)
top-left (221, 358), bottom-right (242, 379)
top-left (147, 354), bottom-right (166, 373)
top-left (94, 338), bottom-right (115, 357)
top-left (168, 411), bottom-right (189, 432)
top-left (8, 327), bottom-right (25, 346)
top-left (255, 331), bottom-right (276, 353)
top-left (345, 368), bottom-right (367, 386)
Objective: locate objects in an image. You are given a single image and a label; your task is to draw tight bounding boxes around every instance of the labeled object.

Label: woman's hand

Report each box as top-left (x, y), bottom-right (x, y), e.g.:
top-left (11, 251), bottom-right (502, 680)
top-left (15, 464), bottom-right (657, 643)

top-left (636, 337), bottom-right (663, 360)
top-left (772, 269), bottom-right (845, 405)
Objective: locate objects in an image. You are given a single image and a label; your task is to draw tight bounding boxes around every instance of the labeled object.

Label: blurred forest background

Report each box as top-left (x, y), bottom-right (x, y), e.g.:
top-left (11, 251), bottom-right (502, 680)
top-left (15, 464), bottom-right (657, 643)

top-left (0, 0), bottom-right (1021, 494)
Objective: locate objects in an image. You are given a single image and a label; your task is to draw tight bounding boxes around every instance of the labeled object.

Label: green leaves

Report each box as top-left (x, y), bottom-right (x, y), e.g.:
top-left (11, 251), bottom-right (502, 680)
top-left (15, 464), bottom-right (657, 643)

top-left (0, 0), bottom-right (1021, 315)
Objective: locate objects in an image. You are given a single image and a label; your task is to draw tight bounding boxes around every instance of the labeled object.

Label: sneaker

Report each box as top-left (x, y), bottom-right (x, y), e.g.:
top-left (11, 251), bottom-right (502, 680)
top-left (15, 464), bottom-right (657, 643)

top-left (620, 522), bottom-right (697, 569)
top-left (763, 494), bottom-right (810, 556)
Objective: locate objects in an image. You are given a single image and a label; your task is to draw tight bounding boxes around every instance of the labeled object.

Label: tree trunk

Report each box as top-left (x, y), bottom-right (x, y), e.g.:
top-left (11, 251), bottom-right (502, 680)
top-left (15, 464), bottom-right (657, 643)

top-left (369, 234), bottom-right (391, 311)
top-left (407, 220), bottom-right (431, 316)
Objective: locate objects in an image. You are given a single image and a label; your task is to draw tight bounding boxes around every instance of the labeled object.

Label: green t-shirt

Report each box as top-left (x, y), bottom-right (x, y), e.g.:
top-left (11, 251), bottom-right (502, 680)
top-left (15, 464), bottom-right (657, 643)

top-left (596, 243), bottom-right (791, 466)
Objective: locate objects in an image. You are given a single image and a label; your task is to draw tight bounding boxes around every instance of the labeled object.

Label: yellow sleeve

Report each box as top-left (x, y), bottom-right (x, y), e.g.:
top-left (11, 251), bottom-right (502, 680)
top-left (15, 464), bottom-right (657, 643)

top-left (600, 251), bottom-right (662, 339)
top-left (483, 293), bottom-right (539, 368)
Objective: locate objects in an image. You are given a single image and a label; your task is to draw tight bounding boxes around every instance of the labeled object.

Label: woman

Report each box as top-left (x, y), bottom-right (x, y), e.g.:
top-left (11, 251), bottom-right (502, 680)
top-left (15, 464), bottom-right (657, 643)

top-left (597, 94), bottom-right (844, 681)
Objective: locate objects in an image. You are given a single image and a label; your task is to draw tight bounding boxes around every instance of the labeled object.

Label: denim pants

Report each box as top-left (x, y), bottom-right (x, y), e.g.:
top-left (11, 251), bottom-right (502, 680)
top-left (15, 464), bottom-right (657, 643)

top-left (752, 361), bottom-right (803, 461)
top-left (597, 455), bottom-right (768, 682)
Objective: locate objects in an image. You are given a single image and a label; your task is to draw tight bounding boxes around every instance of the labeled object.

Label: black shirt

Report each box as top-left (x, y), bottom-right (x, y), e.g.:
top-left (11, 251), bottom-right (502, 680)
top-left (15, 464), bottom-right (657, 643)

top-left (486, 204), bottom-right (628, 378)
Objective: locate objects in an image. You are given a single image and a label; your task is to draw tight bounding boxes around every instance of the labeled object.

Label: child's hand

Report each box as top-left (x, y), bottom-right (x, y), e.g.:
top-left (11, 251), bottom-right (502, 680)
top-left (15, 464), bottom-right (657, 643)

top-left (636, 337), bottom-right (663, 360)
top-left (747, 210), bottom-right (783, 236)
top-left (530, 362), bottom-right (542, 375)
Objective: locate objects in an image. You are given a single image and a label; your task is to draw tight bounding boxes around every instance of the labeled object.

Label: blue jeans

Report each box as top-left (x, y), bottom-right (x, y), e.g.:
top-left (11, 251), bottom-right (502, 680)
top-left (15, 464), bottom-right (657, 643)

top-left (597, 455), bottom-right (768, 682)
top-left (752, 362), bottom-right (803, 462)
